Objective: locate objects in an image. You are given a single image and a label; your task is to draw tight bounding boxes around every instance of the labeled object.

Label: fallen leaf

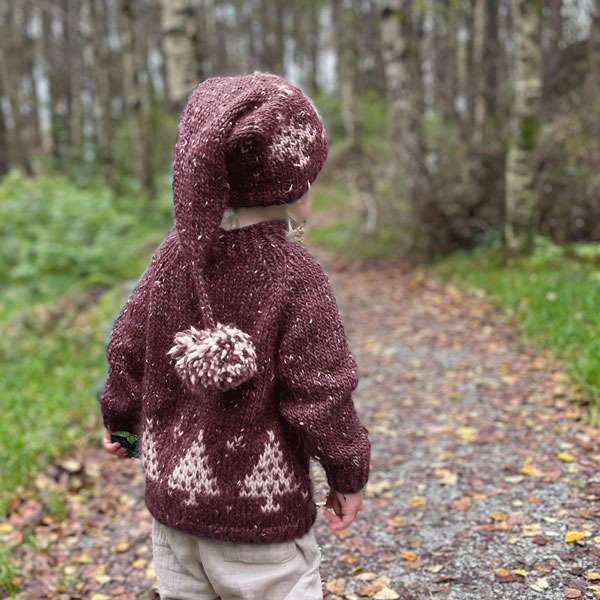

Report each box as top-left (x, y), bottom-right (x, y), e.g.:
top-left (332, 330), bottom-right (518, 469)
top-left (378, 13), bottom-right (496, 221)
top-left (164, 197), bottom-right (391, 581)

top-left (522, 523), bottom-right (543, 536)
top-left (356, 572), bottom-right (378, 581)
top-left (529, 577), bottom-right (549, 592)
top-left (456, 426), bottom-right (478, 443)
top-left (494, 568), bottom-right (517, 583)
top-left (409, 497), bottom-right (427, 507)
top-left (521, 463), bottom-right (542, 477)
top-left (325, 578), bottom-right (346, 595)
top-left (589, 573), bottom-right (600, 581)
top-left (373, 588), bottom-right (400, 600)
top-left (427, 565), bottom-right (445, 574)
top-left (400, 551), bottom-right (417, 562)
top-left (558, 452), bottom-right (577, 463)
top-left (565, 531), bottom-right (590, 544)
top-left (115, 540), bottom-right (130, 552)
top-left (452, 496), bottom-right (472, 511)
top-left (433, 468), bottom-right (458, 485)
top-left (489, 512), bottom-right (509, 522)
top-left (564, 589), bottom-right (582, 599)
top-left (514, 569), bottom-right (529, 577)
top-left (386, 515), bottom-right (406, 528)
top-left (504, 475), bottom-right (524, 484)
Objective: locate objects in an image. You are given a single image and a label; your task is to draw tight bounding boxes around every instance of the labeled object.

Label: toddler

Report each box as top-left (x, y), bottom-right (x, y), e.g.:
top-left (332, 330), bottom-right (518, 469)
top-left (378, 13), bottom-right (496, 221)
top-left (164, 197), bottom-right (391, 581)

top-left (101, 72), bottom-right (370, 600)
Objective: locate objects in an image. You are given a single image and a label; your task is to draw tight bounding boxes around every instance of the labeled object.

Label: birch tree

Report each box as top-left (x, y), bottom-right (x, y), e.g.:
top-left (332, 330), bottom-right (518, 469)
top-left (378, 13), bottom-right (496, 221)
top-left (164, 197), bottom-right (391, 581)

top-left (334, 0), bottom-right (377, 233)
top-left (504, 0), bottom-right (543, 254)
top-left (122, 0), bottom-right (157, 200)
top-left (160, 0), bottom-right (198, 108)
top-left (380, 0), bottom-right (437, 252)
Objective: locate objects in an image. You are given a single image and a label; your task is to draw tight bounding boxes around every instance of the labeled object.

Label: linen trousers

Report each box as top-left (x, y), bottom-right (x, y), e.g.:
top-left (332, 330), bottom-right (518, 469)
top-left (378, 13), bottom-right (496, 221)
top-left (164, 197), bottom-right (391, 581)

top-left (152, 518), bottom-right (323, 600)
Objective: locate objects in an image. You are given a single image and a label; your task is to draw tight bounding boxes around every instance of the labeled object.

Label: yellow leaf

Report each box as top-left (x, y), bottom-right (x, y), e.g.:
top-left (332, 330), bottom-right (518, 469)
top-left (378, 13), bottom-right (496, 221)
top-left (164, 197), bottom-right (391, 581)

top-left (325, 578), bottom-right (346, 595)
top-left (514, 569), bottom-right (529, 577)
top-left (521, 463), bottom-right (542, 477)
top-left (400, 551), bottom-right (417, 562)
top-left (91, 595), bottom-right (110, 600)
top-left (489, 512), bottom-right (508, 522)
top-left (565, 530), bottom-right (590, 543)
top-left (558, 452), bottom-right (577, 463)
top-left (386, 515), bottom-right (406, 528)
top-left (433, 469), bottom-right (458, 485)
top-left (115, 541), bottom-right (130, 552)
top-left (594, 536), bottom-right (600, 544)
top-left (374, 588), bottom-right (400, 600)
top-left (456, 427), bottom-right (478, 443)
top-left (0, 523), bottom-right (14, 534)
top-left (338, 553), bottom-right (359, 564)
top-left (133, 558), bottom-right (148, 569)
top-left (588, 573), bottom-right (600, 581)
top-left (522, 523), bottom-right (542, 536)
top-left (74, 555), bottom-right (94, 564)
top-left (427, 565), bottom-right (445, 573)
top-left (410, 497), bottom-right (427, 507)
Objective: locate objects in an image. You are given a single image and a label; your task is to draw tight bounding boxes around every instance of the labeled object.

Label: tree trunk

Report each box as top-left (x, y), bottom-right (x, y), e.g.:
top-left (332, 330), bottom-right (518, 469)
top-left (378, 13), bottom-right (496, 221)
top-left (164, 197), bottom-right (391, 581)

top-left (65, 0), bottom-right (84, 160)
top-left (122, 0), bottom-right (157, 200)
top-left (261, 0), bottom-right (285, 74)
top-left (585, 0), bottom-right (600, 92)
top-left (380, 0), bottom-right (436, 252)
top-left (0, 0), bottom-right (32, 174)
top-left (334, 0), bottom-right (377, 234)
top-left (542, 0), bottom-right (562, 117)
top-left (89, 0), bottom-right (116, 187)
top-left (160, 0), bottom-right (198, 109)
top-left (0, 76), bottom-right (10, 175)
top-left (504, 0), bottom-right (543, 254)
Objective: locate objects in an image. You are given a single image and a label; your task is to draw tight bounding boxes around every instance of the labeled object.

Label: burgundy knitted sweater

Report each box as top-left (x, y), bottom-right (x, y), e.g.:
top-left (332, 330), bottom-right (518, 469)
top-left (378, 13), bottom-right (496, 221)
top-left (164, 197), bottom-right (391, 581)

top-left (101, 220), bottom-right (371, 544)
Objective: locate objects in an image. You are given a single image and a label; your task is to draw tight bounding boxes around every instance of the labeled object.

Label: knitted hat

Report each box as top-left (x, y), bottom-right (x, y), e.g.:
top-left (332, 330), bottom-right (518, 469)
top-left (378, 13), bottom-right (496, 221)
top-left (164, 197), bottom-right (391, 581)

top-left (167, 72), bottom-right (329, 392)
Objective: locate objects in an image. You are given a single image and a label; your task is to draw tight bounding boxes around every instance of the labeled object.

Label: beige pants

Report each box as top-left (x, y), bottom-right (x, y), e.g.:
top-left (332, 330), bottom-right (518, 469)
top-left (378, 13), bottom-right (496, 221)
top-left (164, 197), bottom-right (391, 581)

top-left (152, 519), bottom-right (323, 600)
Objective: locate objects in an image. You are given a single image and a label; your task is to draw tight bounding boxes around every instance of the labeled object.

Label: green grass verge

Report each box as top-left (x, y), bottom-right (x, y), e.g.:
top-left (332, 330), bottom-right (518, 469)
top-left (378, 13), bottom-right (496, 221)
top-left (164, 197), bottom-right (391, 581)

top-left (433, 245), bottom-right (600, 423)
top-left (0, 286), bottom-right (129, 517)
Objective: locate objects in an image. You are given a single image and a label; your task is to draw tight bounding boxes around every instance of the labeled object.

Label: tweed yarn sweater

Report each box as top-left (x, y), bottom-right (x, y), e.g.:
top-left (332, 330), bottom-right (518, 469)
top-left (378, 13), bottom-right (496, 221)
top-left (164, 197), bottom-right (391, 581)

top-left (101, 221), bottom-right (371, 544)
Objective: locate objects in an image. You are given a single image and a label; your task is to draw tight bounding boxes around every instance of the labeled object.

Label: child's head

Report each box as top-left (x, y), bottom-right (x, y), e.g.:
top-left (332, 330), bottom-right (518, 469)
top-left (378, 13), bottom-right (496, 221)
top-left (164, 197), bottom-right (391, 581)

top-left (168, 73), bottom-right (328, 392)
top-left (172, 72), bottom-right (328, 258)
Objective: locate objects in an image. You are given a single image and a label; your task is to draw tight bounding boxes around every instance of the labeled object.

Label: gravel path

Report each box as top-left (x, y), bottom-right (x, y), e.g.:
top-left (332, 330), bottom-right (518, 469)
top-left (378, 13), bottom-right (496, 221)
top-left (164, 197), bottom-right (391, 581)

top-left (6, 264), bottom-right (599, 600)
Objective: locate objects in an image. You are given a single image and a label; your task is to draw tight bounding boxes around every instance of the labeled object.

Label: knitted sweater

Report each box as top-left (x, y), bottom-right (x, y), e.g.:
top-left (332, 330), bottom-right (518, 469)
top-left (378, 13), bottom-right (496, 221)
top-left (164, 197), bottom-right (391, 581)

top-left (101, 220), bottom-right (370, 544)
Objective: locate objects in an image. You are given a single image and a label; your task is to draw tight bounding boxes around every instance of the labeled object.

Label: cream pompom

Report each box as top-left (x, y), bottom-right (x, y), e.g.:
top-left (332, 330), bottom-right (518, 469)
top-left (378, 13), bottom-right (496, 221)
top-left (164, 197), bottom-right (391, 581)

top-left (168, 323), bottom-right (257, 391)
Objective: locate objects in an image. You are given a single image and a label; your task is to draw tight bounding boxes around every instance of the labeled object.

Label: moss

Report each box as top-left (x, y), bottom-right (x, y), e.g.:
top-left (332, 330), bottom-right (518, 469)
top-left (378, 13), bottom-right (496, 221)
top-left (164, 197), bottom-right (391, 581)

top-left (519, 116), bottom-right (540, 150)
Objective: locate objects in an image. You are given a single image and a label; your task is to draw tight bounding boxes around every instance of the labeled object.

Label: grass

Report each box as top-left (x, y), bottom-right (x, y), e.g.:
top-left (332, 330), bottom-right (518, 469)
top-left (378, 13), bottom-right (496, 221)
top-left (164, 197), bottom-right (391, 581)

top-left (0, 173), bottom-right (172, 523)
top-left (433, 244), bottom-right (600, 423)
top-left (0, 286), bottom-right (131, 517)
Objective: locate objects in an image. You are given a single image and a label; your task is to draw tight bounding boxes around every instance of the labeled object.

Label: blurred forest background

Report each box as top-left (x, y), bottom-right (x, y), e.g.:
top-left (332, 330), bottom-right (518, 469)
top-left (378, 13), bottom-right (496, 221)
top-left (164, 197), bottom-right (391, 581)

top-left (1, 0), bottom-right (599, 257)
top-left (1, 0), bottom-right (600, 546)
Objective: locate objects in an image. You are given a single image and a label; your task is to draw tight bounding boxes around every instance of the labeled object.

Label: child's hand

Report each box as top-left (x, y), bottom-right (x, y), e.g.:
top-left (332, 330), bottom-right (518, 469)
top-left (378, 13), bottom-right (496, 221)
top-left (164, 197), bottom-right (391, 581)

top-left (102, 428), bottom-right (129, 459)
top-left (323, 489), bottom-right (363, 531)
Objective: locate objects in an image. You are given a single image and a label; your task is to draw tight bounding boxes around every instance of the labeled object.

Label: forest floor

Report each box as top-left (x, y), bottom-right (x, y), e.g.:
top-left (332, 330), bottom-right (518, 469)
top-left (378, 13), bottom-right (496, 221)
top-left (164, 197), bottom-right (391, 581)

top-left (2, 260), bottom-right (600, 600)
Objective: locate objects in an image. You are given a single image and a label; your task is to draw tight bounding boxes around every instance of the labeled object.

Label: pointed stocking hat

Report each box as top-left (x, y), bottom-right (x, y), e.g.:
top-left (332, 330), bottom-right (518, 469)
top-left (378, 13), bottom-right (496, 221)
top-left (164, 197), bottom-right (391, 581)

top-left (167, 72), bottom-right (329, 392)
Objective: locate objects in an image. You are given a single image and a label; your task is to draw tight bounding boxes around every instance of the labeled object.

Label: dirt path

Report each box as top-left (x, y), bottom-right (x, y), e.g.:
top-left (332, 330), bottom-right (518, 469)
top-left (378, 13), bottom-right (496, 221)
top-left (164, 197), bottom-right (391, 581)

top-left (4, 264), bottom-right (600, 600)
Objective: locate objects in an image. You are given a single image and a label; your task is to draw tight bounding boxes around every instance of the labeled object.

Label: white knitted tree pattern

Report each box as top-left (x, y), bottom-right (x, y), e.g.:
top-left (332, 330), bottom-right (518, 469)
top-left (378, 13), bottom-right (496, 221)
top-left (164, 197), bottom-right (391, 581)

top-left (141, 418), bottom-right (160, 482)
top-left (269, 123), bottom-right (318, 169)
top-left (167, 429), bottom-right (220, 505)
top-left (239, 431), bottom-right (299, 513)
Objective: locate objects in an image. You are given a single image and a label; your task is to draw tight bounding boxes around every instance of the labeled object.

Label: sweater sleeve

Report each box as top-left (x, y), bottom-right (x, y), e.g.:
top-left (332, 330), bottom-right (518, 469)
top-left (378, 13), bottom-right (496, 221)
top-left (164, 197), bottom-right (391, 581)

top-left (277, 256), bottom-right (370, 493)
top-left (100, 272), bottom-right (151, 434)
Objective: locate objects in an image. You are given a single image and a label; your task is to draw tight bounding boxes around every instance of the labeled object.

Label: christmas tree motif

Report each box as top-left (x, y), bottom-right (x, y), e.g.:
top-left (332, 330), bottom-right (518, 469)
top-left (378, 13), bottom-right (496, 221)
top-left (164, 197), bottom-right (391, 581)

top-left (141, 418), bottom-right (160, 482)
top-left (239, 431), bottom-right (299, 513)
top-left (167, 429), bottom-right (220, 505)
